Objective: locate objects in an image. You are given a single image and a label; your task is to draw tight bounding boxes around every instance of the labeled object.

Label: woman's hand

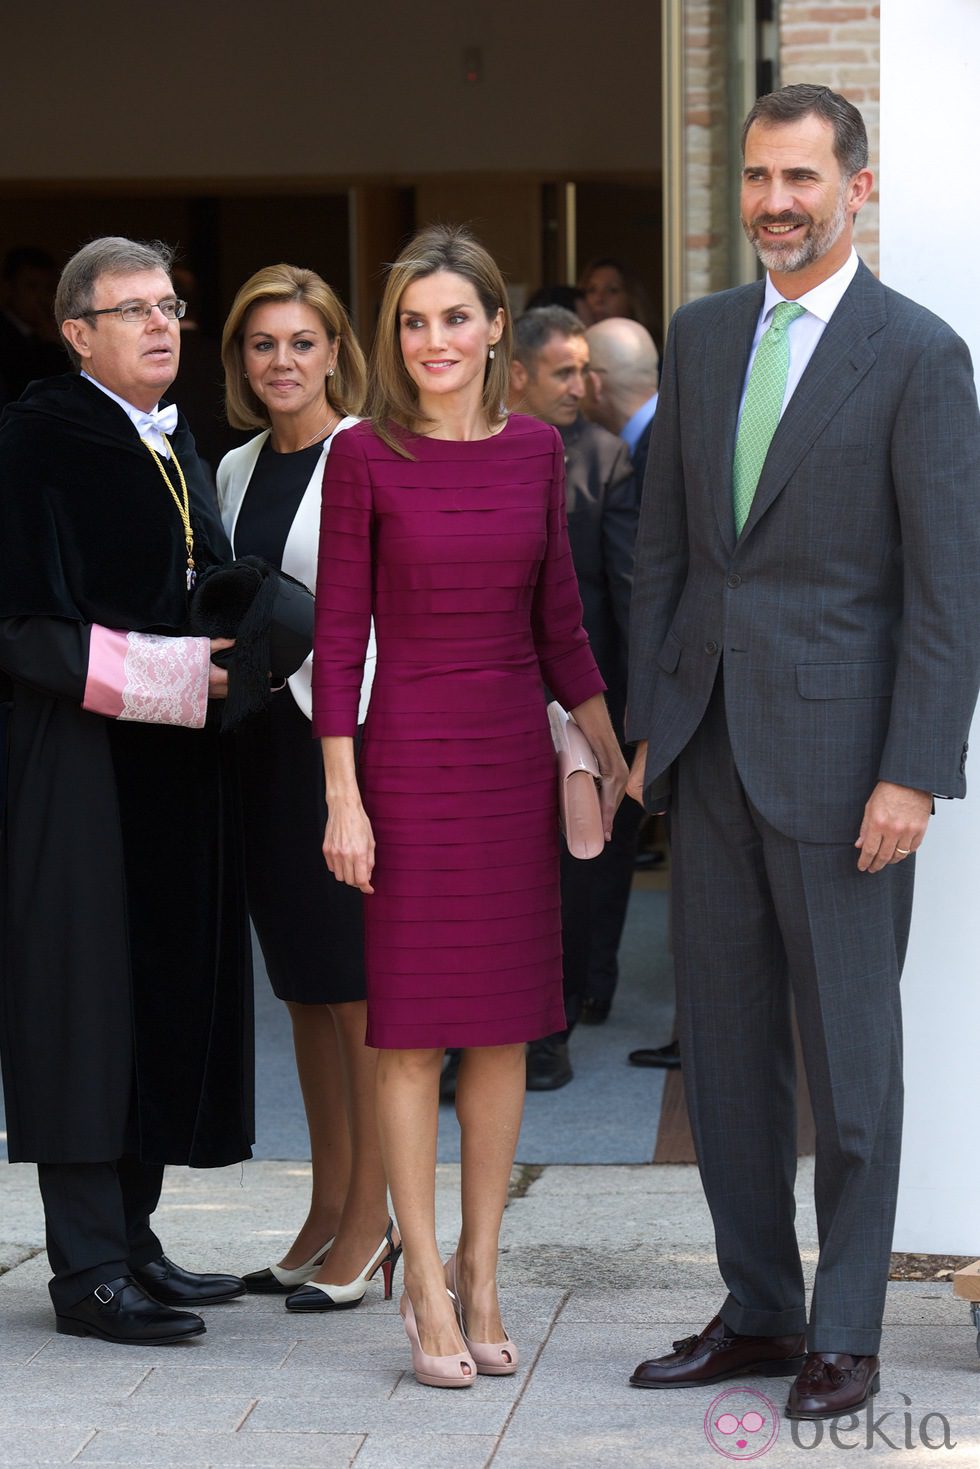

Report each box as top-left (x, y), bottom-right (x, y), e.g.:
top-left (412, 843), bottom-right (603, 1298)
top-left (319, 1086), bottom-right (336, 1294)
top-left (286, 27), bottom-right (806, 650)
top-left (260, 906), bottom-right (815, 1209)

top-left (320, 735), bottom-right (374, 891)
top-left (322, 800), bottom-right (376, 894)
top-left (568, 693), bottom-right (629, 841)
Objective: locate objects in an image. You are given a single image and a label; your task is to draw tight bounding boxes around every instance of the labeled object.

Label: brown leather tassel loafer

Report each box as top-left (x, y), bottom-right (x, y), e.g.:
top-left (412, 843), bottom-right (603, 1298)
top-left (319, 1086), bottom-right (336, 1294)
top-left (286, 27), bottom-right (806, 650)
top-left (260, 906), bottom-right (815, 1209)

top-left (786, 1352), bottom-right (880, 1420)
top-left (630, 1314), bottom-right (806, 1388)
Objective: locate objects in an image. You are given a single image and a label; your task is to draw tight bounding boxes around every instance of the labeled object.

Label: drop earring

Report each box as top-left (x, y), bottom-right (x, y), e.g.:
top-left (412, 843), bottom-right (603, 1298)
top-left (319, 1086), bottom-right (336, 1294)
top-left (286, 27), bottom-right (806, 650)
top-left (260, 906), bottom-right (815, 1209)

top-left (488, 348), bottom-right (495, 360)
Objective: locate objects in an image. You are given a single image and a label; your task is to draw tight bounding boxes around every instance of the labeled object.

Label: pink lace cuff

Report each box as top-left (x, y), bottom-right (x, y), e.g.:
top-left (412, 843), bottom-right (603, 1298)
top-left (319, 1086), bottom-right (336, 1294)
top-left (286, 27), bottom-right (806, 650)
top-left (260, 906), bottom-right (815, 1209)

top-left (83, 626), bottom-right (211, 728)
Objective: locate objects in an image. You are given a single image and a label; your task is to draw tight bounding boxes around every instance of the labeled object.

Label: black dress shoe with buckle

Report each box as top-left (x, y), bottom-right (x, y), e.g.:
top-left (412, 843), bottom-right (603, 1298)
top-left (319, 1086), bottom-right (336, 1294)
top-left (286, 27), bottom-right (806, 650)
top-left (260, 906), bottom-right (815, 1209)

top-left (630, 1314), bottom-right (806, 1388)
top-left (628, 1040), bottom-right (681, 1069)
top-left (786, 1352), bottom-right (881, 1420)
top-left (526, 1035), bottom-right (573, 1091)
top-left (56, 1275), bottom-right (206, 1344)
top-left (132, 1255), bottom-right (245, 1306)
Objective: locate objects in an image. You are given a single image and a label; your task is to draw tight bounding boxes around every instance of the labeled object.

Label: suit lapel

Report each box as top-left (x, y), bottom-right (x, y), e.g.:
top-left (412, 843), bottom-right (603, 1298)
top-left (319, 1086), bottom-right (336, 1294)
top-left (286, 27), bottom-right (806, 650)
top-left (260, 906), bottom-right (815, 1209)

top-left (704, 284), bottom-right (764, 554)
top-left (740, 264), bottom-right (886, 539)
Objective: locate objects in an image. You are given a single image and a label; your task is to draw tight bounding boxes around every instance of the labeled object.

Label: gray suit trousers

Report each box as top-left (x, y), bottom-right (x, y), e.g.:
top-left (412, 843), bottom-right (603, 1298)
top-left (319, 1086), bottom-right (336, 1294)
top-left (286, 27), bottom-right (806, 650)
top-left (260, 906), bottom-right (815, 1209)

top-left (672, 676), bottom-right (912, 1356)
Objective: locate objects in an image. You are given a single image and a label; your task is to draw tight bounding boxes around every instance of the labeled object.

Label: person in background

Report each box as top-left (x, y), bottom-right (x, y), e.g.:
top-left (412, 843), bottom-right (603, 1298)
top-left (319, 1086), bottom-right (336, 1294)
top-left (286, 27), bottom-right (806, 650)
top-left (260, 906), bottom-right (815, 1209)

top-left (584, 316), bottom-right (659, 492)
top-left (218, 265), bottom-right (397, 1313)
top-left (510, 306), bottom-right (639, 1084)
top-left (0, 236), bottom-right (252, 1346)
top-left (523, 282), bottom-right (588, 321)
top-left (313, 225), bottom-right (626, 1387)
top-left (583, 315), bottom-right (677, 1070)
top-left (0, 246), bottom-right (64, 405)
top-left (578, 256), bottom-right (654, 336)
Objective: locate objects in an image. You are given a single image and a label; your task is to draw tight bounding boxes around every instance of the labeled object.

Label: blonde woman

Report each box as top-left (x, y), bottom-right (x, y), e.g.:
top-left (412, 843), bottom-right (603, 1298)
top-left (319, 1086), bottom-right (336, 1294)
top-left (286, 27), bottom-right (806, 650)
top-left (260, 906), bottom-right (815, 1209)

top-left (219, 266), bottom-right (398, 1311)
top-left (312, 227), bottom-right (626, 1385)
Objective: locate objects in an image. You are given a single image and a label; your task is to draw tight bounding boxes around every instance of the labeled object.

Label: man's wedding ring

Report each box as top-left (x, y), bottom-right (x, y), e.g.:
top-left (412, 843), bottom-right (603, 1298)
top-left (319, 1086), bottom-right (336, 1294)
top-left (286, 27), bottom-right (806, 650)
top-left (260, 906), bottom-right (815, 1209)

top-left (896, 846), bottom-right (911, 855)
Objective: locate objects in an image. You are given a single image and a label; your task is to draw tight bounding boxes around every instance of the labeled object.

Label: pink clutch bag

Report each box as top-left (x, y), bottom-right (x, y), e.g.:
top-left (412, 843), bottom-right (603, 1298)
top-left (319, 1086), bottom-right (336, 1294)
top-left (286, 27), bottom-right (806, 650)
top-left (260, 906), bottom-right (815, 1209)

top-left (547, 701), bottom-right (605, 860)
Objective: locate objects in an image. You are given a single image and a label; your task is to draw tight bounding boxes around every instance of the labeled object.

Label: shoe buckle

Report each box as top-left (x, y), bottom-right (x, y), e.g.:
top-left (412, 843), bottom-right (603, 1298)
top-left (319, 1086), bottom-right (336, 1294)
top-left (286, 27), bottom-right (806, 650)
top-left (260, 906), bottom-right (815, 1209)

top-left (93, 1283), bottom-right (115, 1304)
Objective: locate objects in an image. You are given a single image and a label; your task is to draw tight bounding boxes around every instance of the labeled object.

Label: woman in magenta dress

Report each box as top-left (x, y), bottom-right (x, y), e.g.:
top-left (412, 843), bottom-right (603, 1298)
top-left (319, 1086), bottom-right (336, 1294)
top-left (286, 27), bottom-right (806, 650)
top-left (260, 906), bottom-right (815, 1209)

top-left (312, 226), bottom-right (627, 1388)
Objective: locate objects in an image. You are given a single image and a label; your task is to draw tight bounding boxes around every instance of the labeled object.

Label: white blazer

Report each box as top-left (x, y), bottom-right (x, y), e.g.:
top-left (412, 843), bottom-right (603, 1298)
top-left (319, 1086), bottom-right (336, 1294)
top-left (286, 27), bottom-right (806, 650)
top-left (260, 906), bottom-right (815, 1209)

top-left (216, 418), bottom-right (376, 723)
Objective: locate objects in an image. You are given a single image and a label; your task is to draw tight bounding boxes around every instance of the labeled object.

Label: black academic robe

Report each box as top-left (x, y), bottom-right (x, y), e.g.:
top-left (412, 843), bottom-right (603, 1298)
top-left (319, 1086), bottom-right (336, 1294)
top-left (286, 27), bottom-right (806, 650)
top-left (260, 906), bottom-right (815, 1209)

top-left (0, 374), bottom-right (254, 1167)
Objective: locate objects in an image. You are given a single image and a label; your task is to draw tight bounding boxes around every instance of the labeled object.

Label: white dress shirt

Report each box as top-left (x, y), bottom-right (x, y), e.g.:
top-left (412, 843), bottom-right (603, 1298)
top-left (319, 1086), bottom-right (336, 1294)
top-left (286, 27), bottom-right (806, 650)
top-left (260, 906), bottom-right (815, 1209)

top-left (81, 371), bottom-right (174, 457)
top-left (621, 392), bottom-right (659, 455)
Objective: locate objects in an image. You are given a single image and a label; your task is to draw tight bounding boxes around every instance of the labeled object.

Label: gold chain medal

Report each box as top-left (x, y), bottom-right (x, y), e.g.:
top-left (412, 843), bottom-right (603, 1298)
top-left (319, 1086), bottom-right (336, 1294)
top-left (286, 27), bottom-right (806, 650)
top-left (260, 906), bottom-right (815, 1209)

top-left (141, 437), bottom-right (196, 589)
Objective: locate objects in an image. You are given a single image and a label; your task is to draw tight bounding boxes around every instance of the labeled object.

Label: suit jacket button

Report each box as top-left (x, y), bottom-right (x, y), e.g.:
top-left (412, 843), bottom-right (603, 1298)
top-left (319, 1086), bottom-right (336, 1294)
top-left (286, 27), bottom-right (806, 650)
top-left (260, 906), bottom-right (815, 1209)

top-left (704, 640), bottom-right (719, 655)
top-left (726, 573), bottom-right (741, 588)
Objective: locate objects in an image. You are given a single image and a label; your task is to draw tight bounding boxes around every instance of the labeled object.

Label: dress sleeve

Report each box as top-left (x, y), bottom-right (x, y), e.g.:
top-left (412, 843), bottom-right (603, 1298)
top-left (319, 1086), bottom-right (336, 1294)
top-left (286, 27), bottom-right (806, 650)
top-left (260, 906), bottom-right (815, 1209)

top-left (312, 429), bottom-right (374, 737)
top-left (531, 431), bottom-right (607, 709)
top-left (0, 618), bottom-right (211, 728)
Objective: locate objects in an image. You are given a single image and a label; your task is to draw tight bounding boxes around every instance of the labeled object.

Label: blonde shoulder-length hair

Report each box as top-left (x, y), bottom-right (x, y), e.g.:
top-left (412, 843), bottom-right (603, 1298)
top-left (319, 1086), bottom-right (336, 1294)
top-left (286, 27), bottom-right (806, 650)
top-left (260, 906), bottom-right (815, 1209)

top-left (221, 263), bottom-right (367, 431)
top-left (367, 224), bottom-right (513, 457)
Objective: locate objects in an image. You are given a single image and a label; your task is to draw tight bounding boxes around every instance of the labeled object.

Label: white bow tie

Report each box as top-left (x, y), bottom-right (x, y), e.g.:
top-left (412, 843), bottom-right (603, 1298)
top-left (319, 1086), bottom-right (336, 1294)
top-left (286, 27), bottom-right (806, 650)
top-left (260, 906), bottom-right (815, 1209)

top-left (136, 404), bottom-right (179, 439)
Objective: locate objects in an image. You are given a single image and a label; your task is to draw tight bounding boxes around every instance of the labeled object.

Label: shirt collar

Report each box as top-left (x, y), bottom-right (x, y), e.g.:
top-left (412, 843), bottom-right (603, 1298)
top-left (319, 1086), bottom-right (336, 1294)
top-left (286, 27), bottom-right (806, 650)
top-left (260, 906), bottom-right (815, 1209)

top-left (762, 248), bottom-right (859, 327)
top-left (621, 393), bottom-right (658, 453)
top-left (81, 371), bottom-right (162, 422)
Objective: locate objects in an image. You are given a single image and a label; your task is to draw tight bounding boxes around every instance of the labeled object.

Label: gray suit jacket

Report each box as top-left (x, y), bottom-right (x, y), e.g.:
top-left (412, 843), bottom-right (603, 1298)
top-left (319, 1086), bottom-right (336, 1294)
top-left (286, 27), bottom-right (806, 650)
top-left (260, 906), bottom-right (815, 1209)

top-left (626, 260), bottom-right (980, 842)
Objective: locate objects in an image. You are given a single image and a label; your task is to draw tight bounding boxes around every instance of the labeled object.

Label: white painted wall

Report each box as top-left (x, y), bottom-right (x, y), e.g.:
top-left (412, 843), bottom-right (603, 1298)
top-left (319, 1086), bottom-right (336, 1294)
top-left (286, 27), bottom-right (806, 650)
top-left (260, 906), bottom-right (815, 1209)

top-left (880, 1), bottom-right (980, 1253)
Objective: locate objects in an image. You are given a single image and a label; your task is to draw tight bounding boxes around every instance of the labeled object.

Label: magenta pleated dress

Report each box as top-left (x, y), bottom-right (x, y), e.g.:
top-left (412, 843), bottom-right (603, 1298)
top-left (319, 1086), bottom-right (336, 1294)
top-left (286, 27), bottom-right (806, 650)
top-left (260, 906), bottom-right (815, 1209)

top-left (311, 414), bottom-right (605, 1049)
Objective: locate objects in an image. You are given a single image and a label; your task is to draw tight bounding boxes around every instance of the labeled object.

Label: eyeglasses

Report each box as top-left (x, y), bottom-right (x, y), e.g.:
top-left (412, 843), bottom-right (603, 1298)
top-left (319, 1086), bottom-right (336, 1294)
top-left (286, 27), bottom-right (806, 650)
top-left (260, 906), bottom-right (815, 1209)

top-left (81, 298), bottom-right (187, 323)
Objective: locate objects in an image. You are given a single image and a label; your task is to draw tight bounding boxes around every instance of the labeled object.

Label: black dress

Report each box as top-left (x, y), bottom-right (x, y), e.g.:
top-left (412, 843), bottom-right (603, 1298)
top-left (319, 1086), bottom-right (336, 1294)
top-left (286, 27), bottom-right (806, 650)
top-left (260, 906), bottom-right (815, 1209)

top-left (233, 441), bottom-right (364, 1005)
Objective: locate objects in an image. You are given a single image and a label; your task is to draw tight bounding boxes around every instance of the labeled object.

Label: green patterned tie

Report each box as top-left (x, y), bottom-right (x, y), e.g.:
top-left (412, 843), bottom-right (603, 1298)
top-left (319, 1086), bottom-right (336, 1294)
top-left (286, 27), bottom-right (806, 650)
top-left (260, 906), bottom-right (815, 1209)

top-left (732, 301), bottom-right (806, 535)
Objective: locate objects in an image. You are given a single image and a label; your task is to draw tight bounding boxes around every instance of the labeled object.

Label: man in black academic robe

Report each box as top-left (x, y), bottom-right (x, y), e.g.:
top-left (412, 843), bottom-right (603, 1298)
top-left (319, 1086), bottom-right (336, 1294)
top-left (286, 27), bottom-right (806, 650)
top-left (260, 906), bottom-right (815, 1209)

top-left (0, 237), bottom-right (253, 1345)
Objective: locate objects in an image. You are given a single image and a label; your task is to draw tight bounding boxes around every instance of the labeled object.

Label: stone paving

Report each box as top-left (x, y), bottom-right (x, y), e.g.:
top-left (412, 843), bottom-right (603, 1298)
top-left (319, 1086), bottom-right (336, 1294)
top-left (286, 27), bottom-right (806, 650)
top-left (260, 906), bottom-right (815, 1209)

top-left (1, 1157), bottom-right (978, 1467)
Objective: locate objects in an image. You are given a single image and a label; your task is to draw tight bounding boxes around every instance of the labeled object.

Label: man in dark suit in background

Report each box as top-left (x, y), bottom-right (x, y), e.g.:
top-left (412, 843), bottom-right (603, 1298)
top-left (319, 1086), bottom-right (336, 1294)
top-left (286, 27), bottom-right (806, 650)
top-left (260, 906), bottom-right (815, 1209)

top-left (584, 316), bottom-right (659, 493)
top-left (626, 85), bottom-right (980, 1418)
top-left (510, 306), bottom-right (640, 1087)
top-left (583, 315), bottom-right (678, 1070)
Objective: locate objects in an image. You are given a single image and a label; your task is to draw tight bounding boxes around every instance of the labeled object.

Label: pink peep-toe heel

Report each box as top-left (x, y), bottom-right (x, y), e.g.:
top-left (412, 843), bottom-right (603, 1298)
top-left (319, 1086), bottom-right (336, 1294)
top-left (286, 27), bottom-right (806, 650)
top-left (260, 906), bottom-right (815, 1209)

top-left (446, 1252), bottom-right (519, 1376)
top-left (400, 1292), bottom-right (476, 1389)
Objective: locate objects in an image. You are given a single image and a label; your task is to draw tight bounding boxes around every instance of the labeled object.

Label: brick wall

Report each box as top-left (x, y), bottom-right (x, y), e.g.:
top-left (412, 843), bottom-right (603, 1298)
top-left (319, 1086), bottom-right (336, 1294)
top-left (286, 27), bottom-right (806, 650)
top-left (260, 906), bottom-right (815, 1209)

top-left (779, 1), bottom-right (880, 273)
top-left (678, 1), bottom-right (880, 300)
top-left (682, 0), bottom-right (735, 300)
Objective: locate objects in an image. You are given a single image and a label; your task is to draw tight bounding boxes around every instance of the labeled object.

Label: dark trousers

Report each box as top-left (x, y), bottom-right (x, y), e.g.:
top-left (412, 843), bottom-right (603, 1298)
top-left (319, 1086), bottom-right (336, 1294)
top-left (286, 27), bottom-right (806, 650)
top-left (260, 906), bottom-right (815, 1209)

top-left (560, 793), bottom-right (642, 1025)
top-left (671, 678), bottom-right (912, 1356)
top-left (37, 1156), bottom-right (165, 1311)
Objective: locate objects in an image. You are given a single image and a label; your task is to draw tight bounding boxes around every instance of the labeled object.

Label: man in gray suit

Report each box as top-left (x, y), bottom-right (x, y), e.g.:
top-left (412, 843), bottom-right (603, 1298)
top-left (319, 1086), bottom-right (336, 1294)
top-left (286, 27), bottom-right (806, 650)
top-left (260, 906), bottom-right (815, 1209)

top-left (627, 85), bottom-right (980, 1419)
